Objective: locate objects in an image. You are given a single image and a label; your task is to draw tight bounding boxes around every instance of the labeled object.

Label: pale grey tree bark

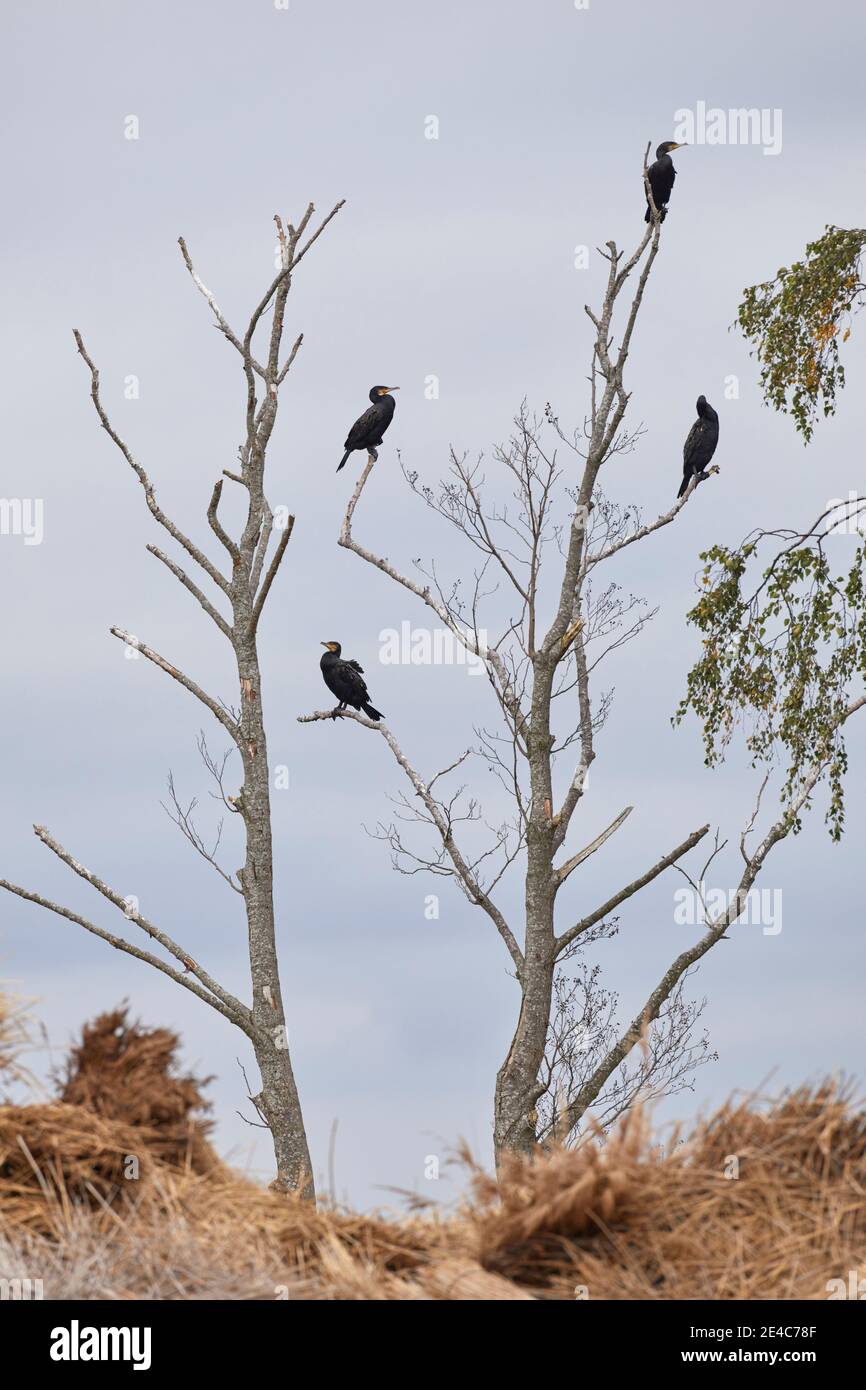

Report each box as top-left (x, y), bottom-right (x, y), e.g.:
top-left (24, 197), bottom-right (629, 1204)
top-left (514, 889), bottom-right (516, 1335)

top-left (1, 206), bottom-right (343, 1197)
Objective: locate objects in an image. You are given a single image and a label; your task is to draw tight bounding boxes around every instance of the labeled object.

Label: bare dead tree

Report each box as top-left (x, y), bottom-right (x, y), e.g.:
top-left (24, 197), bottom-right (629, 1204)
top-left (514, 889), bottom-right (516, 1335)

top-left (0, 204), bottom-right (344, 1197)
top-left (299, 152), bottom-right (866, 1165)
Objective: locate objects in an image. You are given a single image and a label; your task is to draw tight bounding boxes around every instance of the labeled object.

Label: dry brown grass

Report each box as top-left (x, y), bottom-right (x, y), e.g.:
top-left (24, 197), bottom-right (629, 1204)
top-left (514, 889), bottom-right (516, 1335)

top-left (0, 982), bottom-right (39, 1097)
top-left (1, 1082), bottom-right (864, 1300)
top-left (1, 991), bottom-right (862, 1299)
top-left (463, 1087), bottom-right (866, 1299)
top-left (55, 1004), bottom-right (216, 1174)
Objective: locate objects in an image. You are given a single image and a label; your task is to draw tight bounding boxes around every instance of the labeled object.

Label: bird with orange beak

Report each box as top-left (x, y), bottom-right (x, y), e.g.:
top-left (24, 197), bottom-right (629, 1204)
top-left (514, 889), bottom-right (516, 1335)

top-left (644, 141), bottom-right (687, 223)
top-left (337, 385), bottom-right (399, 471)
top-left (319, 641), bottom-right (383, 721)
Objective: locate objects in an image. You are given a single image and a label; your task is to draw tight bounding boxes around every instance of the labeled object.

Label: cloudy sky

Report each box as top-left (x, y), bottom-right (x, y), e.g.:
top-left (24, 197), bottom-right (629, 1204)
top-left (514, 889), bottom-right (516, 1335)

top-left (2, 0), bottom-right (864, 1208)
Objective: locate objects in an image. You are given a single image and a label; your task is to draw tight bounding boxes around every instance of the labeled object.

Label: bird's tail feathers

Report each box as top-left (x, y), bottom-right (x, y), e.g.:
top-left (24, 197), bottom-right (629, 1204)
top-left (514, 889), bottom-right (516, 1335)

top-left (363, 703), bottom-right (383, 721)
top-left (677, 475), bottom-right (690, 499)
top-left (336, 449), bottom-right (351, 472)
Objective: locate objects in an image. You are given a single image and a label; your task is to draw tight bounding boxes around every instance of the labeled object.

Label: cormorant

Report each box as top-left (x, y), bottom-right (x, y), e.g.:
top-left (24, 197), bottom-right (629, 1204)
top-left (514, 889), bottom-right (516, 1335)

top-left (678, 396), bottom-right (720, 498)
top-left (320, 641), bottom-right (383, 720)
top-left (644, 142), bottom-right (686, 223)
top-left (337, 386), bottom-right (399, 471)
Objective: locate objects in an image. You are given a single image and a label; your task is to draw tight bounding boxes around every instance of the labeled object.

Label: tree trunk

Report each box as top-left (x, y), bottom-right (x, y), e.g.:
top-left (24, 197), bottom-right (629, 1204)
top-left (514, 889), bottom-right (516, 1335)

top-left (493, 689), bottom-right (557, 1164)
top-left (235, 574), bottom-right (314, 1196)
top-left (493, 951), bottom-right (554, 1162)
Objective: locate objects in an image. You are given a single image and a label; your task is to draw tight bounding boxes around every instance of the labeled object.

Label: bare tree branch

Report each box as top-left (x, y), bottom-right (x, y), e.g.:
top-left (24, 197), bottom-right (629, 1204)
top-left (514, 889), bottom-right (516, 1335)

top-left (556, 824), bottom-right (711, 958)
top-left (109, 627), bottom-right (241, 747)
top-left (146, 544), bottom-right (232, 639)
top-left (586, 473), bottom-right (712, 568)
top-left (291, 200), bottom-right (346, 268)
top-left (73, 330), bottom-right (232, 596)
top-left (207, 479), bottom-right (240, 565)
top-left (162, 770), bottom-right (244, 896)
top-left (11, 823), bottom-right (251, 1028)
top-left (0, 876), bottom-right (250, 1032)
top-left (177, 237), bottom-right (268, 380)
top-left (251, 516), bottom-right (295, 632)
top-left (340, 456), bottom-right (530, 742)
top-left (555, 806), bottom-right (633, 887)
top-left (298, 708), bottom-right (524, 975)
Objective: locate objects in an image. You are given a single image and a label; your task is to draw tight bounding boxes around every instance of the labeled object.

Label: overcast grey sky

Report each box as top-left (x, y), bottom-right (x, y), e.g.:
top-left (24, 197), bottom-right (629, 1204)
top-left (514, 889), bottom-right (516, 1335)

top-left (1, 0), bottom-right (864, 1208)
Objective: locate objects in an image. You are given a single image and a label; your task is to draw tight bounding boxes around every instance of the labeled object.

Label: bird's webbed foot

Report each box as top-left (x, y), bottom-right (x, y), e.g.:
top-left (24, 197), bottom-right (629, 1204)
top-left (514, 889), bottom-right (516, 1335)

top-left (368, 447), bottom-right (379, 463)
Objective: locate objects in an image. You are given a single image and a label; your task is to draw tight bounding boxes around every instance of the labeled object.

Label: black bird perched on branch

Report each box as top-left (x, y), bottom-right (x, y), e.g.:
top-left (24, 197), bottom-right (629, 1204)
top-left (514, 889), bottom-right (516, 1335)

top-left (337, 386), bottom-right (399, 471)
top-left (678, 396), bottom-right (720, 498)
top-left (644, 141), bottom-right (687, 222)
top-left (320, 642), bottom-right (383, 720)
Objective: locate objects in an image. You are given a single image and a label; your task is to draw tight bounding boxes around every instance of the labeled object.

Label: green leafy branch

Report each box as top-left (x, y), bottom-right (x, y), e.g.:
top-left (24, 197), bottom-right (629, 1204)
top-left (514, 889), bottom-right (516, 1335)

top-left (737, 226), bottom-right (866, 442)
top-left (675, 505), bottom-right (866, 839)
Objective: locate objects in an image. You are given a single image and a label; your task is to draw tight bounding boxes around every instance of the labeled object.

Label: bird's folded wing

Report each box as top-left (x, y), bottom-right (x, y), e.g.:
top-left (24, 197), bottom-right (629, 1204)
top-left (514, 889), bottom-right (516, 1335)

top-left (683, 420), bottom-right (701, 464)
top-left (339, 663), bottom-right (369, 698)
top-left (345, 405), bottom-right (380, 450)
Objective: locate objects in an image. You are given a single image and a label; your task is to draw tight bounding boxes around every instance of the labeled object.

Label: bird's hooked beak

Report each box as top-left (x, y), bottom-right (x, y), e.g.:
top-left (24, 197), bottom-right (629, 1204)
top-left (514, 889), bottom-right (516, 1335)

top-left (671, 142), bottom-right (688, 150)
top-left (321, 641), bottom-right (339, 651)
top-left (379, 386), bottom-right (399, 395)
